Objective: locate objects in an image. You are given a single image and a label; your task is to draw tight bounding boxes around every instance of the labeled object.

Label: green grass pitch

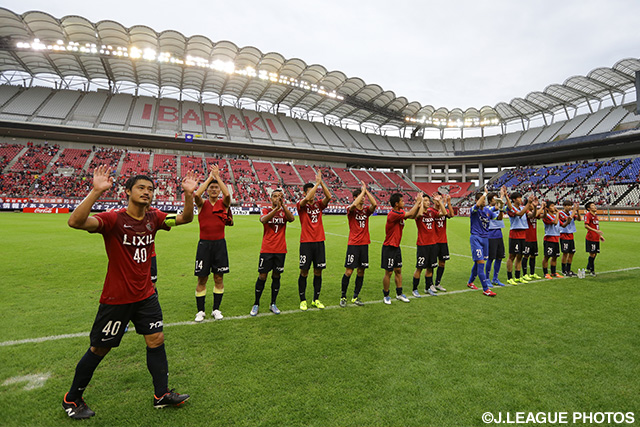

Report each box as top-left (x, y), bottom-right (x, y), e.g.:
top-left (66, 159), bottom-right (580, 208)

top-left (0, 211), bottom-right (639, 426)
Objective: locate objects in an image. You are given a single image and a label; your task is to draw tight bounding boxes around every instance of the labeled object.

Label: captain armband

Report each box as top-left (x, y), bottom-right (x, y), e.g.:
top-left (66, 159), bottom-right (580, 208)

top-left (164, 214), bottom-right (178, 227)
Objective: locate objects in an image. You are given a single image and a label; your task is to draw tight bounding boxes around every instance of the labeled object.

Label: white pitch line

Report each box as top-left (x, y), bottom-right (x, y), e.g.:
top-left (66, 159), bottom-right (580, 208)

top-left (2, 373), bottom-right (51, 390)
top-left (322, 230), bottom-right (472, 259)
top-left (1, 266), bottom-right (638, 348)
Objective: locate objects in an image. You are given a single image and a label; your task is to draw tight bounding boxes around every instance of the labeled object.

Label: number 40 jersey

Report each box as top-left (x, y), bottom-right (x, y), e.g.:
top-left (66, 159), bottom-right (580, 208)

top-left (90, 208), bottom-right (170, 305)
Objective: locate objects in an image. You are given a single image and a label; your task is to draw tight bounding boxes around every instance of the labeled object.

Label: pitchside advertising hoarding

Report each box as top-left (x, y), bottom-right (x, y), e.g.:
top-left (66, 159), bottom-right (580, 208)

top-left (3, 198), bottom-right (639, 221)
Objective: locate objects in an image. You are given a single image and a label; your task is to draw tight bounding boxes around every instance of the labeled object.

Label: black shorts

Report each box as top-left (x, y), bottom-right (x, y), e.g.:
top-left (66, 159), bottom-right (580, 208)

top-left (89, 293), bottom-right (163, 348)
top-left (436, 242), bottom-right (450, 261)
top-left (344, 245), bottom-right (369, 269)
top-left (543, 241), bottom-right (560, 258)
top-left (416, 244), bottom-right (438, 269)
top-left (299, 241), bottom-right (326, 270)
top-left (560, 239), bottom-right (576, 254)
top-left (259, 253), bottom-right (286, 273)
top-left (381, 245), bottom-right (402, 271)
top-left (523, 241), bottom-right (538, 257)
top-left (509, 238), bottom-right (525, 255)
top-left (586, 239), bottom-right (600, 254)
top-left (488, 238), bottom-right (505, 260)
top-left (194, 239), bottom-right (230, 276)
top-left (150, 255), bottom-right (157, 283)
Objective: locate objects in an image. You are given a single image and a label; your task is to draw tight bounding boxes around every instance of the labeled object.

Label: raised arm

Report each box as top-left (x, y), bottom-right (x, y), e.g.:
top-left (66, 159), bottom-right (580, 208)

top-left (348, 182), bottom-right (366, 212)
top-left (318, 171), bottom-right (332, 207)
top-left (475, 186), bottom-right (488, 209)
top-left (573, 202), bottom-right (582, 222)
top-left (433, 193), bottom-right (447, 216)
top-left (299, 172), bottom-right (320, 209)
top-left (365, 188), bottom-right (378, 213)
top-left (444, 194), bottom-right (454, 218)
top-left (68, 165), bottom-right (113, 231)
top-left (260, 204), bottom-right (282, 223)
top-left (281, 196), bottom-right (295, 222)
top-left (212, 164), bottom-right (231, 208)
top-left (194, 165), bottom-right (214, 198)
top-left (405, 193), bottom-right (424, 219)
top-left (175, 170), bottom-right (198, 225)
top-left (527, 195), bottom-right (538, 218)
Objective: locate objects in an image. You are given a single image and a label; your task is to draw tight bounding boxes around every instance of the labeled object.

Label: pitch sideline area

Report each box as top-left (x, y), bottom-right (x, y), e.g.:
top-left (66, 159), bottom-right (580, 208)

top-left (1, 266), bottom-right (638, 349)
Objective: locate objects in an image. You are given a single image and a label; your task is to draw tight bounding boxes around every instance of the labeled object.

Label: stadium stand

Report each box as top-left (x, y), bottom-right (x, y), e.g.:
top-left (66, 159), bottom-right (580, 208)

top-left (69, 92), bottom-right (108, 126)
top-left (100, 94), bottom-right (133, 129)
top-left (368, 170), bottom-right (397, 189)
top-left (121, 151), bottom-right (152, 176)
top-left (294, 164), bottom-right (317, 183)
top-left (386, 171), bottom-right (414, 190)
top-left (351, 169), bottom-right (378, 187)
top-left (152, 154), bottom-right (178, 176)
top-left (10, 143), bottom-right (59, 173)
top-left (0, 143), bottom-right (25, 171)
top-left (253, 161), bottom-right (279, 184)
top-left (0, 82), bottom-right (638, 162)
top-left (205, 157), bottom-right (232, 182)
top-left (332, 167), bottom-right (359, 187)
top-left (55, 148), bottom-right (91, 172)
top-left (618, 157), bottom-right (640, 183)
top-left (272, 162), bottom-right (303, 185)
top-left (1, 86), bottom-right (52, 117)
top-left (87, 147), bottom-right (123, 173)
top-left (180, 155), bottom-right (205, 176)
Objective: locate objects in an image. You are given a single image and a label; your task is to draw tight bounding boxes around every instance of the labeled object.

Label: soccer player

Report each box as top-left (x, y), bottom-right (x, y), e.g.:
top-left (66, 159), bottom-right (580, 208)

top-left (584, 201), bottom-right (604, 276)
top-left (433, 193), bottom-right (454, 292)
top-left (341, 182), bottom-right (377, 307)
top-left (542, 200), bottom-right (563, 279)
top-left (297, 170), bottom-right (333, 310)
top-left (485, 187), bottom-right (507, 287)
top-left (62, 165), bottom-right (196, 419)
top-left (559, 200), bottom-right (581, 276)
top-left (467, 188), bottom-right (496, 296)
top-left (381, 192), bottom-right (423, 304)
top-left (522, 196), bottom-right (542, 280)
top-left (193, 164), bottom-right (232, 322)
top-left (251, 188), bottom-right (295, 316)
top-left (412, 193), bottom-right (446, 297)
top-left (505, 191), bottom-right (533, 285)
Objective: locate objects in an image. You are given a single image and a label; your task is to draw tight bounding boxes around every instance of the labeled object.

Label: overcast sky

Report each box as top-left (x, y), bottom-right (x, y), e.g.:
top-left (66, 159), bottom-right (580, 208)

top-left (3, 0), bottom-right (639, 110)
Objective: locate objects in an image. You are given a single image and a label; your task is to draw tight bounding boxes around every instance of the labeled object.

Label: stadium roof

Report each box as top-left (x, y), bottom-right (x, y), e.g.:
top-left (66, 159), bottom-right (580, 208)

top-left (0, 7), bottom-right (638, 130)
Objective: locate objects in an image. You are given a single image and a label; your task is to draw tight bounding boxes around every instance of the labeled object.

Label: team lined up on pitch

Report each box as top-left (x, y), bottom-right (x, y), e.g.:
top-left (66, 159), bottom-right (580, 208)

top-left (60, 164), bottom-right (605, 419)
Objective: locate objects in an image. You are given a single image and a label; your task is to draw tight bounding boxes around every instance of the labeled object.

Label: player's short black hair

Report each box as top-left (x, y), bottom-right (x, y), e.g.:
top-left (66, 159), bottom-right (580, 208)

top-left (125, 175), bottom-right (154, 191)
top-left (352, 189), bottom-right (361, 199)
top-left (585, 201), bottom-right (595, 210)
top-left (563, 200), bottom-right (572, 206)
top-left (511, 191), bottom-right (522, 200)
top-left (475, 192), bottom-right (485, 201)
top-left (546, 200), bottom-right (555, 207)
top-left (272, 188), bottom-right (283, 194)
top-left (390, 192), bottom-right (403, 208)
top-left (303, 183), bottom-right (314, 193)
top-left (207, 179), bottom-right (219, 187)
top-left (487, 192), bottom-right (497, 203)
top-left (422, 192), bottom-right (432, 201)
